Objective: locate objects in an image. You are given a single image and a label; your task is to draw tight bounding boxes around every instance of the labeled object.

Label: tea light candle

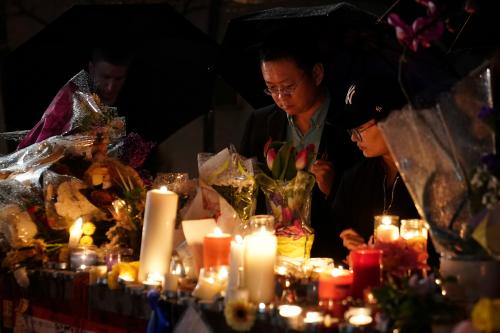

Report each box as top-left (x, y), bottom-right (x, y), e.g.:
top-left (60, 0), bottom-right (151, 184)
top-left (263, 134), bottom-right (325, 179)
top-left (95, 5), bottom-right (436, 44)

top-left (70, 247), bottom-right (97, 270)
top-left (351, 248), bottom-right (382, 299)
top-left (89, 265), bottom-right (108, 285)
top-left (304, 311), bottom-right (324, 324)
top-left (319, 267), bottom-right (353, 301)
top-left (374, 215), bottom-right (399, 243)
top-left (68, 217), bottom-right (83, 249)
top-left (244, 228), bottom-right (277, 304)
top-left (400, 219), bottom-right (428, 251)
top-left (203, 227), bottom-right (232, 269)
top-left (143, 272), bottom-right (163, 288)
top-left (191, 269), bottom-right (224, 301)
top-left (278, 304), bottom-right (302, 318)
top-left (345, 307), bottom-right (373, 326)
top-left (138, 186), bottom-right (178, 282)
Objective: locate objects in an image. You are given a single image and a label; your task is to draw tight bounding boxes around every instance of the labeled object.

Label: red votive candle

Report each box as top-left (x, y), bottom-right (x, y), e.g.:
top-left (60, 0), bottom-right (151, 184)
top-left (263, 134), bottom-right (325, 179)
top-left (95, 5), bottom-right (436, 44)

top-left (319, 267), bottom-right (353, 301)
top-left (351, 248), bottom-right (382, 299)
top-left (203, 227), bottom-right (232, 269)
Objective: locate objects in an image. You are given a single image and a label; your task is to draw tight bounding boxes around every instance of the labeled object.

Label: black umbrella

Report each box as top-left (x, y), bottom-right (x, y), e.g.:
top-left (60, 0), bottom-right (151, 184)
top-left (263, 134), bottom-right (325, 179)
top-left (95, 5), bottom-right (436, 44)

top-left (218, 2), bottom-right (400, 110)
top-left (217, 1), bottom-right (498, 111)
top-left (2, 4), bottom-right (220, 144)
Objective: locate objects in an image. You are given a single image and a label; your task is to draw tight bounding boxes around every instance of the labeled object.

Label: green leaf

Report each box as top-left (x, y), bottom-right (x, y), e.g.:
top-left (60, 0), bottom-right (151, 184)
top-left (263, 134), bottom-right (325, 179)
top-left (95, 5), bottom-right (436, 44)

top-left (271, 149), bottom-right (282, 179)
top-left (278, 143), bottom-right (293, 180)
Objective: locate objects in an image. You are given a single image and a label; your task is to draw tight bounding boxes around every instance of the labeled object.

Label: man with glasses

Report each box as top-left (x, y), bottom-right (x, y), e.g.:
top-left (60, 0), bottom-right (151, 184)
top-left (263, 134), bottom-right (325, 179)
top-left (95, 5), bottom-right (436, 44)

top-left (240, 32), bottom-right (361, 257)
top-left (325, 76), bottom-right (421, 262)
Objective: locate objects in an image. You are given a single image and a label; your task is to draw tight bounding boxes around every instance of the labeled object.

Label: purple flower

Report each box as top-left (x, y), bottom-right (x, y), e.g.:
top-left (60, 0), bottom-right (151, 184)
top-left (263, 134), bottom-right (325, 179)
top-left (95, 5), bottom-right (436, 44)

top-left (481, 153), bottom-right (500, 173)
top-left (387, 0), bottom-right (444, 52)
top-left (478, 106), bottom-right (497, 120)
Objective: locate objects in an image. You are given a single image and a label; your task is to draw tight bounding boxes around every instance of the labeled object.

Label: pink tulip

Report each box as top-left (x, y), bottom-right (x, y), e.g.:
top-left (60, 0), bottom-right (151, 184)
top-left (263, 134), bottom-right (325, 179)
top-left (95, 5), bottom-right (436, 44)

top-left (282, 207), bottom-right (293, 223)
top-left (266, 148), bottom-right (276, 170)
top-left (295, 148), bottom-right (307, 170)
top-left (263, 137), bottom-right (272, 156)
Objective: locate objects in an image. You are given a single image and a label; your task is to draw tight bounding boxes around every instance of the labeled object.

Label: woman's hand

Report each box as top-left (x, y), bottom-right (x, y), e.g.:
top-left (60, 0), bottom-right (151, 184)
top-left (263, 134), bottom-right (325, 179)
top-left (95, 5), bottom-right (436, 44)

top-left (340, 229), bottom-right (366, 251)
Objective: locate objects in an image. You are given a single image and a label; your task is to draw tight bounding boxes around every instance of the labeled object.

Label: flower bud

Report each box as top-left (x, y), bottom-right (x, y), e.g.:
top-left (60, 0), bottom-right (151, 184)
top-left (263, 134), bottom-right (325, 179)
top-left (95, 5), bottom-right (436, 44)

top-left (266, 148), bottom-right (277, 170)
top-left (295, 149), bottom-right (307, 170)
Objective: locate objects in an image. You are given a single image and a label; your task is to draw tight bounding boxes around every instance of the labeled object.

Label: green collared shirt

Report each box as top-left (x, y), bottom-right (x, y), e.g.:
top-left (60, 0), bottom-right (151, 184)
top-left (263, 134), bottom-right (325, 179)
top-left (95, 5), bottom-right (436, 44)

top-left (286, 91), bottom-right (330, 153)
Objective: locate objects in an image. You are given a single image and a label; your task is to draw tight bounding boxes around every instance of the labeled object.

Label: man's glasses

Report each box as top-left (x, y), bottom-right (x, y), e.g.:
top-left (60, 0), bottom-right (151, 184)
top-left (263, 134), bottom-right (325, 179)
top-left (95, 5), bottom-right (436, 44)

top-left (348, 122), bottom-right (376, 141)
top-left (264, 73), bottom-right (305, 97)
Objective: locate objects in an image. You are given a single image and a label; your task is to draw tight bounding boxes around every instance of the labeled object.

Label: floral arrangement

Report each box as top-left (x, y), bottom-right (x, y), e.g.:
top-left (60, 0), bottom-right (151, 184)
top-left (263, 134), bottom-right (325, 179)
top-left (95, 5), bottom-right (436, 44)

top-left (372, 273), bottom-right (461, 333)
top-left (256, 139), bottom-right (316, 258)
top-left (371, 239), bottom-right (428, 278)
top-left (224, 298), bottom-right (257, 332)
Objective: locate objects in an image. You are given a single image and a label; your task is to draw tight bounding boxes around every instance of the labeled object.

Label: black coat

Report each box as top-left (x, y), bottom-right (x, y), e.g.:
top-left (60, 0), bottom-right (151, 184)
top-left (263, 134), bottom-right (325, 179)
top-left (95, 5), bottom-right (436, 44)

top-left (240, 102), bottom-right (362, 256)
top-left (325, 157), bottom-right (421, 262)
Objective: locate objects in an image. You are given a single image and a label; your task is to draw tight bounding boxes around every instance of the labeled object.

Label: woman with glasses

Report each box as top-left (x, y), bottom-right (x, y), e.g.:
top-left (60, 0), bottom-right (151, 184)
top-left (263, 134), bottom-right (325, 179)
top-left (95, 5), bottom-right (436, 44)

top-left (323, 76), bottom-right (421, 262)
top-left (240, 31), bottom-right (361, 258)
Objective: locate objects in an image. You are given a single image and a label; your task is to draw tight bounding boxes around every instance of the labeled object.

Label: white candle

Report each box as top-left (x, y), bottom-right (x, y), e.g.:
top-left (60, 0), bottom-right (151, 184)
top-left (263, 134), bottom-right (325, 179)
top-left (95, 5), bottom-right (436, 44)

top-left (349, 314), bottom-right (373, 326)
top-left (375, 215), bottom-right (399, 243)
top-left (191, 269), bottom-right (224, 301)
top-left (304, 311), bottom-right (324, 324)
top-left (226, 235), bottom-right (244, 297)
top-left (68, 217), bottom-right (83, 249)
top-left (244, 229), bottom-right (277, 304)
top-left (138, 186), bottom-right (178, 282)
top-left (278, 304), bottom-right (302, 318)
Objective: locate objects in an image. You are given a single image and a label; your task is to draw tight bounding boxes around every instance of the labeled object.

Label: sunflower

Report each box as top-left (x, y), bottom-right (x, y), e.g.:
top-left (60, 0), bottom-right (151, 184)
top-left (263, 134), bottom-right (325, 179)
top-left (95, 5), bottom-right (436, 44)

top-left (224, 299), bottom-right (256, 332)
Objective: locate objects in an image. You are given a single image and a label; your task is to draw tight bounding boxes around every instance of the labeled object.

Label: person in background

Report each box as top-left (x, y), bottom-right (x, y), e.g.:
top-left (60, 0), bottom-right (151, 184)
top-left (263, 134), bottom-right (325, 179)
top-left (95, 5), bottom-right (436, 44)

top-left (240, 31), bottom-right (361, 257)
top-left (17, 44), bottom-right (132, 149)
top-left (327, 76), bottom-right (421, 261)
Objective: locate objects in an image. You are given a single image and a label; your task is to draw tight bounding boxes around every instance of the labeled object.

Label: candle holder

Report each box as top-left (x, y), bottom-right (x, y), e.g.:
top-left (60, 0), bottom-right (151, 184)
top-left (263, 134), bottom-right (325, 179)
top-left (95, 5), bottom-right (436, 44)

top-left (400, 219), bottom-right (428, 250)
top-left (244, 215), bottom-right (277, 304)
top-left (339, 307), bottom-right (373, 333)
top-left (70, 246), bottom-right (97, 270)
top-left (374, 215), bottom-right (399, 243)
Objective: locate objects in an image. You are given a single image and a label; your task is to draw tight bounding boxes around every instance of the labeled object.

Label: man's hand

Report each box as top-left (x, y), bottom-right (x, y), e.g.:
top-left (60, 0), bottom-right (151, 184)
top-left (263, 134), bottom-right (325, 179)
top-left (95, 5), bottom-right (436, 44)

top-left (340, 229), bottom-right (366, 251)
top-left (310, 159), bottom-right (334, 196)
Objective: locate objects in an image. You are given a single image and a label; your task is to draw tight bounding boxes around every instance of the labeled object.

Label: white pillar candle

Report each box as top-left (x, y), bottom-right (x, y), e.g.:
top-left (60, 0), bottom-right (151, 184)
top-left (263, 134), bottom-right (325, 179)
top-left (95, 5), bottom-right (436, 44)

top-left (244, 229), bottom-right (277, 304)
top-left (68, 217), bottom-right (83, 249)
top-left (226, 235), bottom-right (244, 296)
top-left (138, 186), bottom-right (178, 282)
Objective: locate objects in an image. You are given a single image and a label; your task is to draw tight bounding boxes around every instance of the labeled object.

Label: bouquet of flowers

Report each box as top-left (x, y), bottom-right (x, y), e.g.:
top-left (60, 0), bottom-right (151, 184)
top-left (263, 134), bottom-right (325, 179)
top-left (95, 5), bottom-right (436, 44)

top-left (256, 139), bottom-right (316, 258)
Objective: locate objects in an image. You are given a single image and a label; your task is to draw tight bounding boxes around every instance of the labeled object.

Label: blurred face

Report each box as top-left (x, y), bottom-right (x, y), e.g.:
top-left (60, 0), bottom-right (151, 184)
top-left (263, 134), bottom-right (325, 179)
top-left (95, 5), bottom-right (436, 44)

top-left (349, 119), bottom-right (390, 158)
top-left (261, 58), bottom-right (323, 116)
top-left (89, 60), bottom-right (128, 106)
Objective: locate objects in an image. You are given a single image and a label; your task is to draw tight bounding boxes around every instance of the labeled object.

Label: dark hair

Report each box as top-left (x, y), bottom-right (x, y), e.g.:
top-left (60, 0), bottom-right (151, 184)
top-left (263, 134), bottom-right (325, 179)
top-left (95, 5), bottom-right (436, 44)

top-left (259, 29), bottom-right (322, 74)
top-left (90, 42), bottom-right (133, 66)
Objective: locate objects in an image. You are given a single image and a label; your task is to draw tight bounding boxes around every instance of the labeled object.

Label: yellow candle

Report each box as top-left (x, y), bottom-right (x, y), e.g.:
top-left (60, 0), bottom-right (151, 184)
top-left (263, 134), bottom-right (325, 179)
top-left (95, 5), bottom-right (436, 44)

top-left (400, 219), bottom-right (428, 251)
top-left (138, 186), bottom-right (178, 282)
top-left (244, 229), bottom-right (277, 304)
top-left (68, 217), bottom-right (83, 249)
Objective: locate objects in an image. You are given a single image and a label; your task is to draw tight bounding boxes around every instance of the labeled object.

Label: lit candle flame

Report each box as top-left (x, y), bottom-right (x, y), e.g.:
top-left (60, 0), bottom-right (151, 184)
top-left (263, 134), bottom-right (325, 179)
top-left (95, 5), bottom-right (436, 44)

top-left (159, 185), bottom-right (168, 192)
top-left (234, 234), bottom-right (243, 243)
top-left (213, 226), bottom-right (223, 236)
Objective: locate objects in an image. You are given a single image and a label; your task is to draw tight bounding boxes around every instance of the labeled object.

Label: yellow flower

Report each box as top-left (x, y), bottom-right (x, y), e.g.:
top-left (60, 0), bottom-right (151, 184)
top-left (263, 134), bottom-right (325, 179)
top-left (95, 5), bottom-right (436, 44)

top-left (472, 298), bottom-right (500, 333)
top-left (224, 299), bottom-right (256, 332)
top-left (79, 235), bottom-right (93, 246)
top-left (82, 222), bottom-right (96, 236)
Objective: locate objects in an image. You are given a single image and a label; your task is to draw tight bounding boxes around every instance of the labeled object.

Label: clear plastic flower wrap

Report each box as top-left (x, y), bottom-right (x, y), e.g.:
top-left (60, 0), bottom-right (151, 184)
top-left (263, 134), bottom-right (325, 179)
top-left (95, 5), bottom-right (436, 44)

top-left (379, 65), bottom-right (495, 258)
top-left (198, 146), bottom-right (258, 224)
top-left (17, 70), bottom-right (126, 150)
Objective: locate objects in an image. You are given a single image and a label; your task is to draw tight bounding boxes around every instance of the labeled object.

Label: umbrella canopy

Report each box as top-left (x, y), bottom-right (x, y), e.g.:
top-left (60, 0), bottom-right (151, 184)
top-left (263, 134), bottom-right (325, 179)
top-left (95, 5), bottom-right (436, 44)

top-left (2, 4), bottom-right (220, 144)
top-left (217, 1), bottom-right (498, 111)
top-left (218, 2), bottom-right (401, 110)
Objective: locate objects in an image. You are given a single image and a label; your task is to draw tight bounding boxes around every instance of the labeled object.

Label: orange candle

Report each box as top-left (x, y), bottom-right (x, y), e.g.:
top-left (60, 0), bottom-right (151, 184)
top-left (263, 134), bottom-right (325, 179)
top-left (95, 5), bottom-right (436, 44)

top-left (318, 267), bottom-right (353, 301)
top-left (203, 227), bottom-right (232, 269)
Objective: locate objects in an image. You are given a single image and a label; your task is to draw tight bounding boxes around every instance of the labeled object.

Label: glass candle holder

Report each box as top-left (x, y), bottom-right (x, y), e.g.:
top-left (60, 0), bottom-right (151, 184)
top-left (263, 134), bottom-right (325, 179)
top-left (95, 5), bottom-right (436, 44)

top-left (374, 215), bottom-right (400, 243)
top-left (400, 219), bottom-right (428, 252)
top-left (351, 248), bottom-right (382, 299)
top-left (248, 214), bottom-right (275, 233)
top-left (70, 246), bottom-right (97, 270)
